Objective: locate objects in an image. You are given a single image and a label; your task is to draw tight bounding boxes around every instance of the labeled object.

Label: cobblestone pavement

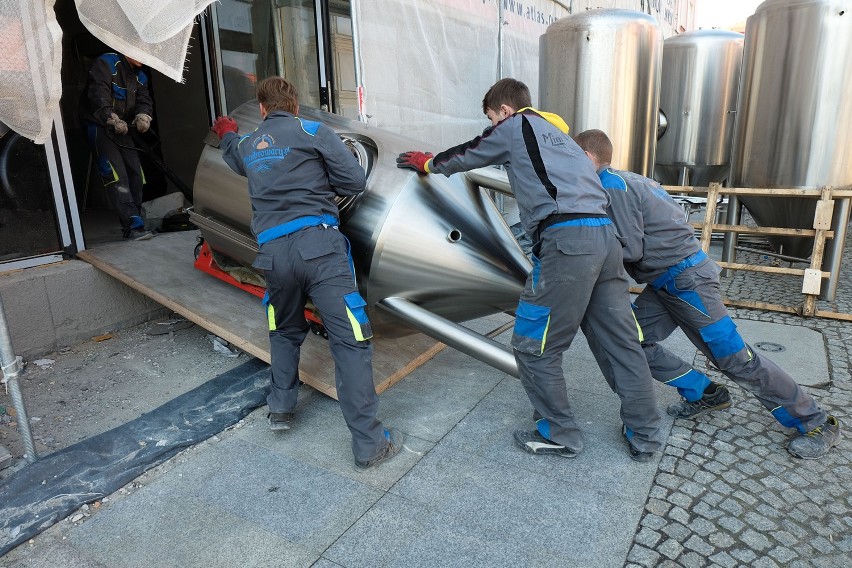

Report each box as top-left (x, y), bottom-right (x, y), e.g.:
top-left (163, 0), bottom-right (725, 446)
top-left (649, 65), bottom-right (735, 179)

top-left (625, 235), bottom-right (852, 567)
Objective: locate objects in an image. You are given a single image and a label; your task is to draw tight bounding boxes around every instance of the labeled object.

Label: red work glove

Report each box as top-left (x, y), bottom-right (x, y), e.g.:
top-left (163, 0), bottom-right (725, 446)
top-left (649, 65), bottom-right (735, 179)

top-left (211, 116), bottom-right (238, 139)
top-left (396, 151), bottom-right (433, 174)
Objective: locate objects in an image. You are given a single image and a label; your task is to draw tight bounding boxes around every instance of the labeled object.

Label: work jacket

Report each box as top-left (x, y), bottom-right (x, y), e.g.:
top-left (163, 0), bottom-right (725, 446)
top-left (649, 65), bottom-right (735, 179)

top-left (220, 111), bottom-right (366, 239)
top-left (597, 165), bottom-right (701, 284)
top-left (81, 53), bottom-right (153, 125)
top-left (427, 108), bottom-right (609, 237)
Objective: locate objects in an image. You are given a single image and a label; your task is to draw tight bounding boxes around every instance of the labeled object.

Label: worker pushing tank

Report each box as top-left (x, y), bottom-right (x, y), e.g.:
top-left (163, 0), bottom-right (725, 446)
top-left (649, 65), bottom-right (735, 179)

top-left (211, 76), bottom-right (404, 469)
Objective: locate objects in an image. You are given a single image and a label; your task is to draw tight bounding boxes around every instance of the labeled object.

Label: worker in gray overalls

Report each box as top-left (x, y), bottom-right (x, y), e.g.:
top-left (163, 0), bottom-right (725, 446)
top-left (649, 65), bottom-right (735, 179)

top-left (80, 52), bottom-right (154, 241)
top-left (212, 77), bottom-right (403, 469)
top-left (575, 129), bottom-right (841, 460)
top-left (398, 79), bottom-right (663, 461)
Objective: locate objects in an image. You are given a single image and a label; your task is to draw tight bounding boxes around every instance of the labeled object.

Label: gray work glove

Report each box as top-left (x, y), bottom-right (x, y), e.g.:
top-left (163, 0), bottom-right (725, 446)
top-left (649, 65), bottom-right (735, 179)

top-left (132, 113), bottom-right (152, 133)
top-left (106, 112), bottom-right (128, 135)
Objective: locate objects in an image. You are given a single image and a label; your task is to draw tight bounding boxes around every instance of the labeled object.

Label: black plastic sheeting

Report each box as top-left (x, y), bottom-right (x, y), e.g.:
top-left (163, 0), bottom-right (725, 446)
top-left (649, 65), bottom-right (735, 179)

top-left (0, 358), bottom-right (269, 556)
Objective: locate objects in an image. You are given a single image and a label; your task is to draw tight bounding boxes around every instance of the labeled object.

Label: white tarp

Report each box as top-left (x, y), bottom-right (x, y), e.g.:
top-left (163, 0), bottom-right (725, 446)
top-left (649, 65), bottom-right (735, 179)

top-left (0, 0), bottom-right (213, 145)
top-left (0, 0), bottom-right (62, 144)
top-left (354, 0), bottom-right (569, 149)
top-left (75, 0), bottom-right (216, 81)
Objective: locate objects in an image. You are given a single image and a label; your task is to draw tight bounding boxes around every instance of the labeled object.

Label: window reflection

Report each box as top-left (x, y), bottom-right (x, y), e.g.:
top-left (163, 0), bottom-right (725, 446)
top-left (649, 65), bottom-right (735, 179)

top-left (216, 0), bottom-right (279, 113)
top-left (215, 0), bottom-right (357, 117)
top-left (0, 130), bottom-right (61, 262)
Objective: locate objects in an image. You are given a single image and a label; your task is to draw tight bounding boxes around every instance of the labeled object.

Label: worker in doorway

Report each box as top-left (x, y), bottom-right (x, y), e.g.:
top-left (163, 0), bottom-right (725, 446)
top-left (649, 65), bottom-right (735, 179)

top-left (211, 76), bottom-right (404, 469)
top-left (574, 129), bottom-right (841, 459)
top-left (397, 78), bottom-right (663, 461)
top-left (81, 52), bottom-right (154, 241)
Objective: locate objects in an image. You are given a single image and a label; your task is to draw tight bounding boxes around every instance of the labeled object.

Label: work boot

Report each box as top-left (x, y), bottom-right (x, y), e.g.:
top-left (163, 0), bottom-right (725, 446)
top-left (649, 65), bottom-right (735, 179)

top-left (787, 416), bottom-right (841, 460)
top-left (355, 428), bottom-right (404, 469)
top-left (667, 383), bottom-right (732, 418)
top-left (513, 430), bottom-right (578, 458)
top-left (622, 425), bottom-right (654, 463)
top-left (267, 412), bottom-right (294, 432)
top-left (126, 228), bottom-right (154, 241)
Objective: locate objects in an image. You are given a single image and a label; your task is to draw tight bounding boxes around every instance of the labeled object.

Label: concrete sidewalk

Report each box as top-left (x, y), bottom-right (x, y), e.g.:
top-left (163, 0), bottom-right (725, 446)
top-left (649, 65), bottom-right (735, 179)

top-left (4, 243), bottom-right (852, 567)
top-left (3, 315), bottom-right (696, 568)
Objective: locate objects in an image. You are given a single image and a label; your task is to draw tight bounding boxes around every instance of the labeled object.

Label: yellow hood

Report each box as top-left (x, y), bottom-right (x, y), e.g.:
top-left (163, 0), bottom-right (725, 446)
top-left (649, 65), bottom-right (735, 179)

top-left (517, 107), bottom-right (570, 134)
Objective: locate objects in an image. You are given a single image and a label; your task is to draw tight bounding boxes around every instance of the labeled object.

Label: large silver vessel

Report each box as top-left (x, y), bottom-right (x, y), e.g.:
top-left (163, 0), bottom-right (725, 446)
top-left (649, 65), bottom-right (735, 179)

top-left (729, 0), bottom-right (852, 265)
top-left (539, 9), bottom-right (662, 176)
top-left (190, 102), bottom-right (531, 376)
top-left (655, 30), bottom-right (744, 187)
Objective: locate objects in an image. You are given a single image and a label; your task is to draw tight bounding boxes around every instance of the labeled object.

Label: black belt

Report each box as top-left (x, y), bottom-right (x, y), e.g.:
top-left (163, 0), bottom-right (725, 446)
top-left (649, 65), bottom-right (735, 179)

top-left (534, 213), bottom-right (609, 242)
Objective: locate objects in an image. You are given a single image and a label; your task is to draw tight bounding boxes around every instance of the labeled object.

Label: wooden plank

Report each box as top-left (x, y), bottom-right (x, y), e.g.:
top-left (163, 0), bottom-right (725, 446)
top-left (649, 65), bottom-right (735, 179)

top-left (715, 262), bottom-right (814, 277)
top-left (699, 183), bottom-right (720, 252)
top-left (663, 186), bottom-right (852, 198)
top-left (77, 231), bottom-right (444, 400)
top-left (687, 223), bottom-right (834, 238)
top-left (801, 186), bottom-right (832, 316)
top-left (722, 299), bottom-right (801, 315)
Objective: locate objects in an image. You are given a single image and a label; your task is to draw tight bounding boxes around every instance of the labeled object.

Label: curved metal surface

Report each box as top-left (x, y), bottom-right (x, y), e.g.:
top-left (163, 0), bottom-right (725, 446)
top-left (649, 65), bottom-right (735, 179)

top-left (191, 102), bottom-right (532, 338)
top-left (465, 167), bottom-right (513, 197)
top-left (377, 297), bottom-right (518, 377)
top-left (655, 30), bottom-right (744, 186)
top-left (539, 9), bottom-right (662, 176)
top-left (730, 0), bottom-right (852, 257)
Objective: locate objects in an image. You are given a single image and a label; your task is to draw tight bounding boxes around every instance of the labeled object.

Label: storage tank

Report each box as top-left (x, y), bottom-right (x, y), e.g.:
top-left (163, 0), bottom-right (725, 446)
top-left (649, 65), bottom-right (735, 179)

top-left (655, 30), bottom-right (744, 187)
top-left (189, 102), bottom-right (530, 376)
top-left (729, 0), bottom-right (852, 267)
top-left (539, 9), bottom-right (662, 176)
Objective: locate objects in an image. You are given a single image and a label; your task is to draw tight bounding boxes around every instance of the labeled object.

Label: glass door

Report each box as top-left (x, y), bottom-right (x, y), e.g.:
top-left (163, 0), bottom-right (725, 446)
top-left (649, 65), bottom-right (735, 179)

top-left (211, 0), bottom-right (356, 117)
top-left (0, 116), bottom-right (82, 270)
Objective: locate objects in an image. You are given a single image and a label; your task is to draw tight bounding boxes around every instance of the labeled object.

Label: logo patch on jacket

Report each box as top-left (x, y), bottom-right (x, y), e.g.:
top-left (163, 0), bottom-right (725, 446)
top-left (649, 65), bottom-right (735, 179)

top-left (244, 134), bottom-right (290, 172)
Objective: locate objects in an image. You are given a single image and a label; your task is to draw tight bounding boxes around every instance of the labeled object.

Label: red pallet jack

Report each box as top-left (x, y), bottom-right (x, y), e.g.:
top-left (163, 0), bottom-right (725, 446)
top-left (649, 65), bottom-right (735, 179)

top-left (193, 238), bottom-right (328, 338)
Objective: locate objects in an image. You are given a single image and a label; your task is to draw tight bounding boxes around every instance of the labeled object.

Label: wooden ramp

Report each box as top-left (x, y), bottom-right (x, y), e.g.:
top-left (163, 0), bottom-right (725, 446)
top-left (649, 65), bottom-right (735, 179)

top-left (77, 231), bottom-right (445, 399)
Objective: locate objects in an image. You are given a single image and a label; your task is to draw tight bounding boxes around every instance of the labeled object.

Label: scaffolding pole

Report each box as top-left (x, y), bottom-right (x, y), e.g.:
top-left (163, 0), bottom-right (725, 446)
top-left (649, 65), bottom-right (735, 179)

top-left (0, 294), bottom-right (37, 464)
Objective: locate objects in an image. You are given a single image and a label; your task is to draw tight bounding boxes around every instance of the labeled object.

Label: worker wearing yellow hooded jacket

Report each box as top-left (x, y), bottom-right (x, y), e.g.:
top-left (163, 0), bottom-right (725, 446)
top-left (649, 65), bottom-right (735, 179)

top-left (397, 78), bottom-right (663, 461)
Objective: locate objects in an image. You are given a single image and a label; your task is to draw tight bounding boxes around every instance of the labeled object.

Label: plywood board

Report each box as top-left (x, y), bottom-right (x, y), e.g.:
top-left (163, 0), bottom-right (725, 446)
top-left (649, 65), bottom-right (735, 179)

top-left (77, 231), bottom-right (444, 399)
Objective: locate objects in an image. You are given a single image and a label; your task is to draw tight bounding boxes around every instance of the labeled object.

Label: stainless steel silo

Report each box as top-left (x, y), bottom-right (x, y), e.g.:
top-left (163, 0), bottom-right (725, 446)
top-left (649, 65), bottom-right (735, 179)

top-left (655, 30), bottom-right (744, 187)
top-left (539, 9), bottom-right (662, 176)
top-left (189, 101), bottom-right (531, 376)
top-left (728, 0), bottom-right (852, 295)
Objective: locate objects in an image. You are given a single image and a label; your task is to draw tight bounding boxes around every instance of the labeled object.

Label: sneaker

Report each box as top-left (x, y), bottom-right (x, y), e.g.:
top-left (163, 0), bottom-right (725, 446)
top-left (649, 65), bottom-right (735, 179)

top-left (355, 428), bottom-right (404, 469)
top-left (126, 229), bottom-right (154, 241)
top-left (513, 430), bottom-right (578, 458)
top-left (787, 416), bottom-right (841, 460)
top-left (622, 426), bottom-right (654, 463)
top-left (267, 412), bottom-right (294, 431)
top-left (667, 383), bottom-right (732, 418)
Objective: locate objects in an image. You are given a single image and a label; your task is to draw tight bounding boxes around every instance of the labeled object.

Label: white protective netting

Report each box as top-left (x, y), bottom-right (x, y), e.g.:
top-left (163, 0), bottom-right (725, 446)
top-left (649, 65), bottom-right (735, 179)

top-left (75, 0), bottom-right (216, 81)
top-left (0, 0), bottom-right (213, 145)
top-left (355, 0), bottom-right (569, 150)
top-left (0, 0), bottom-right (62, 144)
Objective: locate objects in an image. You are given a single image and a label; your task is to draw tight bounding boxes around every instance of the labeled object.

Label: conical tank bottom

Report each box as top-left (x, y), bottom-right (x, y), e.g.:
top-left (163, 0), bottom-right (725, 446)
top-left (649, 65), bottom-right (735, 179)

top-left (359, 173), bottom-right (531, 337)
top-left (739, 196), bottom-right (816, 259)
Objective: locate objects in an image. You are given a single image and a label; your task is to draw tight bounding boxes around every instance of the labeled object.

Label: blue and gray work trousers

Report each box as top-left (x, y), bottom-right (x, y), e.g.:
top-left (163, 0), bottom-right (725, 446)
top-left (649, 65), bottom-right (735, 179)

top-left (635, 254), bottom-right (827, 433)
top-left (86, 123), bottom-right (145, 234)
top-left (511, 222), bottom-right (663, 454)
top-left (252, 224), bottom-right (387, 462)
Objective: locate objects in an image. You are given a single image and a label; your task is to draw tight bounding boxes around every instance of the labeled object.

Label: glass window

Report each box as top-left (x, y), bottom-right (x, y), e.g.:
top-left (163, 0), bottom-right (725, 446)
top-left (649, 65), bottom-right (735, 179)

top-left (214, 0), bottom-right (357, 117)
top-left (0, 129), bottom-right (62, 262)
top-left (215, 0), bottom-right (280, 113)
top-left (274, 0), bottom-right (322, 109)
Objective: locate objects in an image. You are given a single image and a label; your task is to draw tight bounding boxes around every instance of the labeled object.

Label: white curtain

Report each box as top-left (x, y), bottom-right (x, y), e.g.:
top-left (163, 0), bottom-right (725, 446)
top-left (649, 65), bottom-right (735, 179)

top-left (0, 0), bottom-right (215, 144)
top-left (354, 0), bottom-right (568, 150)
top-left (0, 0), bottom-right (62, 144)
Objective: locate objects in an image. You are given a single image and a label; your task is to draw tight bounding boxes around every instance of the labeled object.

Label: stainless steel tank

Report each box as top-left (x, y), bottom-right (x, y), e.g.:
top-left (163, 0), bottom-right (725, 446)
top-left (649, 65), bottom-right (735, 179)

top-left (539, 9), bottom-right (662, 176)
top-left (655, 30), bottom-right (744, 186)
top-left (190, 102), bottom-right (531, 375)
top-left (729, 0), bottom-right (852, 263)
